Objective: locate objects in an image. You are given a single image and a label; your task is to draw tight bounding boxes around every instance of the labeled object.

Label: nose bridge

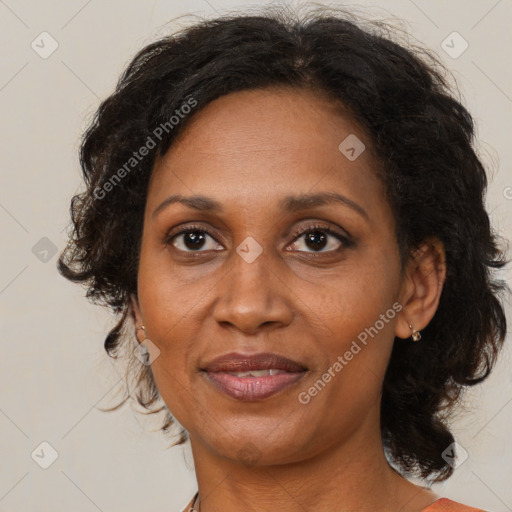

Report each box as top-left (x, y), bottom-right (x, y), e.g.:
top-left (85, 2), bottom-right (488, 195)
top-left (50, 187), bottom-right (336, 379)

top-left (212, 240), bottom-right (293, 332)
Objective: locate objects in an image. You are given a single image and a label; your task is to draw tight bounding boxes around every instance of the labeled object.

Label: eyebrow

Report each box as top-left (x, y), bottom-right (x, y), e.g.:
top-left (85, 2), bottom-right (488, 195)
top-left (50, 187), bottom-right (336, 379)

top-left (152, 192), bottom-right (369, 221)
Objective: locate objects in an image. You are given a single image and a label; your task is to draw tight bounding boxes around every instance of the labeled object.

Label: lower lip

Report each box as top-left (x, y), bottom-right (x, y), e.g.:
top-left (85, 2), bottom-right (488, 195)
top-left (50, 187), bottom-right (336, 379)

top-left (203, 371), bottom-right (307, 401)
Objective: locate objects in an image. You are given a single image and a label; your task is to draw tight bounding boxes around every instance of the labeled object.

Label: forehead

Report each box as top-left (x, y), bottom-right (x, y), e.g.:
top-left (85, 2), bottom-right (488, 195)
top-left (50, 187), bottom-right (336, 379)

top-left (148, 87), bottom-right (385, 214)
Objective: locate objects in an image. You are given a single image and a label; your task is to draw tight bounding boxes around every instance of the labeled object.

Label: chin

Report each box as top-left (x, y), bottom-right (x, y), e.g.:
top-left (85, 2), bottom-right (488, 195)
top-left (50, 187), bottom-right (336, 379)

top-left (197, 423), bottom-right (314, 466)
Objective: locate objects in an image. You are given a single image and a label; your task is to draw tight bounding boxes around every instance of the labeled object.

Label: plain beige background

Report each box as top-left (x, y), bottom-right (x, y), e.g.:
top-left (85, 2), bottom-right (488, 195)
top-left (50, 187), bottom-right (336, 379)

top-left (1, 0), bottom-right (511, 511)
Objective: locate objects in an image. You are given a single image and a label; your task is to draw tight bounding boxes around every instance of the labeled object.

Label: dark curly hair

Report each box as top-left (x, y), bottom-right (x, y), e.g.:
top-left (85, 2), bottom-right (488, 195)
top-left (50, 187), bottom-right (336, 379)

top-left (57, 5), bottom-right (508, 484)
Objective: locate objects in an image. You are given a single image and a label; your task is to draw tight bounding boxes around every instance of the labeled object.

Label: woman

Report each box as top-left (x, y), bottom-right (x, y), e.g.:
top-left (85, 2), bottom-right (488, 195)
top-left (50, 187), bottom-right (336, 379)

top-left (58, 6), bottom-right (508, 512)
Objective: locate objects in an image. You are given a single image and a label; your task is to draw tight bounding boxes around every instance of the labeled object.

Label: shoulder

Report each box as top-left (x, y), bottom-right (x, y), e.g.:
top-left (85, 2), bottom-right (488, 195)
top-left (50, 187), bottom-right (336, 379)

top-left (422, 497), bottom-right (489, 512)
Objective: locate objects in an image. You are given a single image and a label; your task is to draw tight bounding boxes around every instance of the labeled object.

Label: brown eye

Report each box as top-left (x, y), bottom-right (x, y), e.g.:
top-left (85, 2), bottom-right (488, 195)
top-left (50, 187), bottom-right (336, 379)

top-left (288, 225), bottom-right (352, 254)
top-left (166, 227), bottom-right (223, 253)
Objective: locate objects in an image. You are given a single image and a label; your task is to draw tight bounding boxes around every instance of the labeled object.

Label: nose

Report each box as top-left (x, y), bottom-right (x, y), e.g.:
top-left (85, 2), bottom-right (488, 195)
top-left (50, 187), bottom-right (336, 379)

top-left (212, 247), bottom-right (294, 334)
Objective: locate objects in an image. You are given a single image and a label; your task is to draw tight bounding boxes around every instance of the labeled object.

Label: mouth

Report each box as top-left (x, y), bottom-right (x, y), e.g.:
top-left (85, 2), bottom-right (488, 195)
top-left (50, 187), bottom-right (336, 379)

top-left (200, 352), bottom-right (308, 401)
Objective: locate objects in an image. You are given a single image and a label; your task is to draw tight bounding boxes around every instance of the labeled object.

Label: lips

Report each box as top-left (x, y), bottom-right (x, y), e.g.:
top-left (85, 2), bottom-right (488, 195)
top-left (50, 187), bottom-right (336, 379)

top-left (201, 352), bottom-right (308, 401)
top-left (202, 352), bottom-right (308, 373)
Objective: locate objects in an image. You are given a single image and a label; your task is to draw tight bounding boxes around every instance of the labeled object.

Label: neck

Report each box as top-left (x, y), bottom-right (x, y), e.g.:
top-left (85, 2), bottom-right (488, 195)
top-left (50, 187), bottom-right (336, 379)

top-left (188, 414), bottom-right (437, 512)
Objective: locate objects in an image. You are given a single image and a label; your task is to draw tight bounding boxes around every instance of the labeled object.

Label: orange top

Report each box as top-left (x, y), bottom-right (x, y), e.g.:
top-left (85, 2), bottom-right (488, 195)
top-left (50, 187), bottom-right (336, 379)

top-left (182, 495), bottom-right (487, 511)
top-left (422, 498), bottom-right (487, 511)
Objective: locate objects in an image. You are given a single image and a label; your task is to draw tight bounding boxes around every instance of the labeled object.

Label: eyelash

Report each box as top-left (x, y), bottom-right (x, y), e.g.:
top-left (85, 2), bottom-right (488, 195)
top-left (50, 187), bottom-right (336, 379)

top-left (164, 223), bottom-right (353, 257)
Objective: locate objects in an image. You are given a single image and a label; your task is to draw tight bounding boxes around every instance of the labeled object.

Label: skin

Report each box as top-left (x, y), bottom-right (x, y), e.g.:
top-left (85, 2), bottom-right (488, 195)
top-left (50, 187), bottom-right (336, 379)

top-left (131, 86), bottom-right (446, 512)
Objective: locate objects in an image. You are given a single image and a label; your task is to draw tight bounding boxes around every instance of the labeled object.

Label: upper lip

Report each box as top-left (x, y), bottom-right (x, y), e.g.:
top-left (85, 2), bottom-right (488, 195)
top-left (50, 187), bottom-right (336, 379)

top-left (202, 352), bottom-right (308, 373)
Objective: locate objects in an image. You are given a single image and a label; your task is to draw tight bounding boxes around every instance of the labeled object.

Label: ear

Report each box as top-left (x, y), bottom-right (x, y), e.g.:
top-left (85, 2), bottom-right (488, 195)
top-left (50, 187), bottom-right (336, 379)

top-left (130, 294), bottom-right (144, 343)
top-left (395, 237), bottom-right (446, 340)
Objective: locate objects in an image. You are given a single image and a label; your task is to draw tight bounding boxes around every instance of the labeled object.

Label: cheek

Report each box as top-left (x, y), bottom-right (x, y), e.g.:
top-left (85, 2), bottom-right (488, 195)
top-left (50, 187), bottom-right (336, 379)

top-left (310, 249), bottom-right (402, 382)
top-left (136, 251), bottom-right (192, 395)
top-left (135, 243), bottom-right (222, 410)
top-left (310, 255), bottom-right (400, 338)
top-left (150, 361), bottom-right (187, 420)
top-left (137, 239), bottom-right (199, 332)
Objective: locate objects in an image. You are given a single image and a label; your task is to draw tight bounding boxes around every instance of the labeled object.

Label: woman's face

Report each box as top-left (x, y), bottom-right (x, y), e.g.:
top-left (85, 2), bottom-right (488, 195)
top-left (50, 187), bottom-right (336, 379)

top-left (134, 86), bottom-right (409, 464)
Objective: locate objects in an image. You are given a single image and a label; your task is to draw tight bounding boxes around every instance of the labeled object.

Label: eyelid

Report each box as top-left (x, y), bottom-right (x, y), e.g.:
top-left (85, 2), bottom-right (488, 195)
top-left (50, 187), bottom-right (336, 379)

top-left (288, 221), bottom-right (353, 245)
top-left (164, 223), bottom-right (222, 246)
